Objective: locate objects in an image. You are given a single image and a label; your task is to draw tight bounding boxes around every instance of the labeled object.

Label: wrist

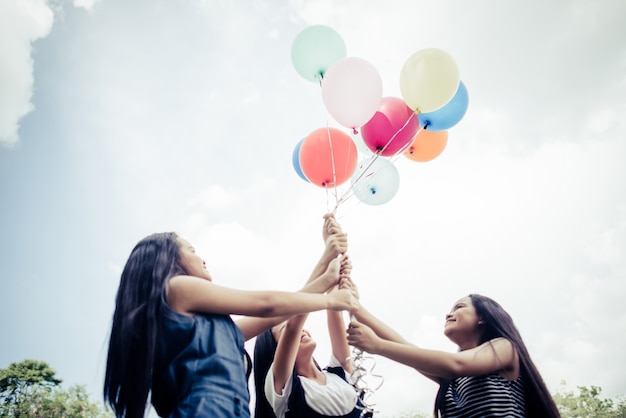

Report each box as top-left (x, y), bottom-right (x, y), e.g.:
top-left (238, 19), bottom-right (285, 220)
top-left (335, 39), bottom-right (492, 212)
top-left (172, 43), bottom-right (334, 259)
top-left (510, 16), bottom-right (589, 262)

top-left (324, 293), bottom-right (333, 310)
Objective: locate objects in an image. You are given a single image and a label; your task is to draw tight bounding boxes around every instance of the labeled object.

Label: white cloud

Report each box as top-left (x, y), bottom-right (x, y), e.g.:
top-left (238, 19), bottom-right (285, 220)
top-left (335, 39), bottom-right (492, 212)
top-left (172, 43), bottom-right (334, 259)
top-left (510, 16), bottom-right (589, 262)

top-left (72, 0), bottom-right (100, 11)
top-left (2, 1), bottom-right (626, 417)
top-left (187, 184), bottom-right (243, 210)
top-left (0, 0), bottom-right (53, 146)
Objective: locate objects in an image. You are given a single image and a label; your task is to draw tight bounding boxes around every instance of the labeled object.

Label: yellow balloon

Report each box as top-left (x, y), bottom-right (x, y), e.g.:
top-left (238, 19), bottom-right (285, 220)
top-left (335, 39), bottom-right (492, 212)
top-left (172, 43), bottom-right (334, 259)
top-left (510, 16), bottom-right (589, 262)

top-left (399, 48), bottom-right (460, 113)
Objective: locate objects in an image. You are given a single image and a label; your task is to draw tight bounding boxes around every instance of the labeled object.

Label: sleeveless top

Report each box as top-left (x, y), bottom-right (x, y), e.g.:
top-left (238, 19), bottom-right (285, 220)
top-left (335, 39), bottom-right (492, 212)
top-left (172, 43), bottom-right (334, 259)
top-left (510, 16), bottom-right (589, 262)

top-left (151, 302), bottom-right (251, 418)
top-left (442, 373), bottom-right (525, 418)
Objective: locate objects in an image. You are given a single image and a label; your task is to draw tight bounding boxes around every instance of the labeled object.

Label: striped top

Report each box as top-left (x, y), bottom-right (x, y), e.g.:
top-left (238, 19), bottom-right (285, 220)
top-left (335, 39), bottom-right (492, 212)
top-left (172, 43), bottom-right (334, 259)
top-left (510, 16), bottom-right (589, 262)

top-left (442, 373), bottom-right (525, 418)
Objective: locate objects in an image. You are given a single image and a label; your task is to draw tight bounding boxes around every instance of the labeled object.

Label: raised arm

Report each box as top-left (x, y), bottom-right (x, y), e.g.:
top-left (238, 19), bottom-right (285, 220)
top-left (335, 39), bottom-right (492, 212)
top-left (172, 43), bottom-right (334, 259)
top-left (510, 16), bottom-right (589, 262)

top-left (235, 261), bottom-right (342, 340)
top-left (236, 214), bottom-right (348, 340)
top-left (327, 256), bottom-right (354, 372)
top-left (166, 263), bottom-right (356, 320)
top-left (306, 213), bottom-right (348, 284)
top-left (339, 277), bottom-right (410, 345)
top-left (270, 256), bottom-right (344, 393)
top-left (347, 320), bottom-right (516, 380)
top-left (339, 277), bottom-right (441, 382)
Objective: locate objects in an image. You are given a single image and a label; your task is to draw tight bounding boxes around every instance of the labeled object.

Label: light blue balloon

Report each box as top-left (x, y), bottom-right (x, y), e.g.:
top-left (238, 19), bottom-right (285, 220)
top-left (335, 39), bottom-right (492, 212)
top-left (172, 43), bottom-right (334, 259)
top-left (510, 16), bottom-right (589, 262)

top-left (291, 25), bottom-right (347, 83)
top-left (292, 139), bottom-right (309, 182)
top-left (350, 157), bottom-right (400, 206)
top-left (418, 81), bottom-right (469, 132)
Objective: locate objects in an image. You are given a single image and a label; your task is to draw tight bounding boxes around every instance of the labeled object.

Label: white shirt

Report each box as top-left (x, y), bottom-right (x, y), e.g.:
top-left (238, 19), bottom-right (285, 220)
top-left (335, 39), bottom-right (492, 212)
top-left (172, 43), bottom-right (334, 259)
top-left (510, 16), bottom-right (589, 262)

top-left (264, 354), bottom-right (358, 418)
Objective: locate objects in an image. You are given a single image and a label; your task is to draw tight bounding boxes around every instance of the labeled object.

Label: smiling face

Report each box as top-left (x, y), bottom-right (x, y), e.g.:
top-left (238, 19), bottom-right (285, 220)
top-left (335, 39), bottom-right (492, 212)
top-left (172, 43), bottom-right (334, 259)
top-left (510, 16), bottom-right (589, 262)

top-left (272, 323), bottom-right (317, 358)
top-left (176, 237), bottom-right (212, 281)
top-left (443, 296), bottom-right (483, 347)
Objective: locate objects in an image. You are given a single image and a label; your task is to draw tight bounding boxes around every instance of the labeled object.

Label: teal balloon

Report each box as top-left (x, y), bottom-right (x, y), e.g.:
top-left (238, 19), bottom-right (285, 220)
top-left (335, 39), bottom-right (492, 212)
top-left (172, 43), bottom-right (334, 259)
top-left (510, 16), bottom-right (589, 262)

top-left (291, 25), bottom-right (347, 83)
top-left (350, 157), bottom-right (400, 206)
top-left (418, 81), bottom-right (469, 132)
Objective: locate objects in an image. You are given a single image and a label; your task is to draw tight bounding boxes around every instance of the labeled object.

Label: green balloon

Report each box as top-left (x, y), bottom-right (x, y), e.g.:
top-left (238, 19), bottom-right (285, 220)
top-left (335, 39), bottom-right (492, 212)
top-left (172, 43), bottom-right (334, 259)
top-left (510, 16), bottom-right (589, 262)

top-left (291, 25), bottom-right (347, 83)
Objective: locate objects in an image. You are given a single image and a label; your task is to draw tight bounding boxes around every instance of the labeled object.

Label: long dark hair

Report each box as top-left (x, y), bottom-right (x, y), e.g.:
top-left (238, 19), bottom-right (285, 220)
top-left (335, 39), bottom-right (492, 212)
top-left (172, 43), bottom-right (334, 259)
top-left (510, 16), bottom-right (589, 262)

top-left (253, 329), bottom-right (279, 418)
top-left (253, 328), bottom-right (324, 418)
top-left (103, 232), bottom-right (185, 417)
top-left (434, 294), bottom-right (560, 418)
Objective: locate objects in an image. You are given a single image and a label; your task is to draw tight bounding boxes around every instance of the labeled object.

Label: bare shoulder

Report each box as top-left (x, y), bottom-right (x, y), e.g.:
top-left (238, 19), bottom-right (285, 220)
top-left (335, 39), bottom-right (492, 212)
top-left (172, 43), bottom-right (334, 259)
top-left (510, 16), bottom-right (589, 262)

top-left (489, 337), bottom-right (514, 349)
top-left (488, 337), bottom-right (519, 378)
top-left (167, 275), bottom-right (210, 294)
top-left (166, 275), bottom-right (214, 314)
top-left (481, 337), bottom-right (515, 357)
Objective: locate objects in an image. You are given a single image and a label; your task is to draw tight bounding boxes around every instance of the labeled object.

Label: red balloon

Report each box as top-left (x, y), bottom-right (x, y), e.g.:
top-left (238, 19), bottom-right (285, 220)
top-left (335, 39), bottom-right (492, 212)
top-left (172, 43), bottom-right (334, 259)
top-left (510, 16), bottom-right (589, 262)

top-left (299, 127), bottom-right (358, 188)
top-left (361, 96), bottom-right (419, 156)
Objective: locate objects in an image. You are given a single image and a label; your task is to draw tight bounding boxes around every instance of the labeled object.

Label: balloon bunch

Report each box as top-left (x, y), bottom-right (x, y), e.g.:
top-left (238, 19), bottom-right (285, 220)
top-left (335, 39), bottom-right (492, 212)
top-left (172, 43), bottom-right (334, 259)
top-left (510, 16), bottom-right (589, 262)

top-left (290, 25), bottom-right (469, 210)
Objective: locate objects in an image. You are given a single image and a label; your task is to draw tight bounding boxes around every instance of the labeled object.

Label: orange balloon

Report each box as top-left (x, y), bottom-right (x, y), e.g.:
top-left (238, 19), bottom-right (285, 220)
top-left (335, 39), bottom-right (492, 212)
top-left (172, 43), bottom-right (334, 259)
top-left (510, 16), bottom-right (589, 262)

top-left (299, 127), bottom-right (358, 187)
top-left (404, 129), bottom-right (448, 162)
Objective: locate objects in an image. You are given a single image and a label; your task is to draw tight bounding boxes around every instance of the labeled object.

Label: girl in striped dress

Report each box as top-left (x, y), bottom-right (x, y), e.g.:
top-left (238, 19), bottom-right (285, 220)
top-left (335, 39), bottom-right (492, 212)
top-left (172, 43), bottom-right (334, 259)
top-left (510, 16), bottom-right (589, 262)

top-left (346, 292), bottom-right (560, 417)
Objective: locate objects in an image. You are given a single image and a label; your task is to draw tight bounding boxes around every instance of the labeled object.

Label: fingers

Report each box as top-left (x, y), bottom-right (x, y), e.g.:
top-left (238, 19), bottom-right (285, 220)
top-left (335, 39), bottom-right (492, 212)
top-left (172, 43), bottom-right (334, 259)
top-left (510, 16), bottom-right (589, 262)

top-left (324, 213), bottom-right (343, 234)
top-left (339, 255), bottom-right (352, 273)
top-left (345, 321), bottom-right (361, 343)
top-left (326, 235), bottom-right (348, 257)
top-left (339, 277), bottom-right (353, 289)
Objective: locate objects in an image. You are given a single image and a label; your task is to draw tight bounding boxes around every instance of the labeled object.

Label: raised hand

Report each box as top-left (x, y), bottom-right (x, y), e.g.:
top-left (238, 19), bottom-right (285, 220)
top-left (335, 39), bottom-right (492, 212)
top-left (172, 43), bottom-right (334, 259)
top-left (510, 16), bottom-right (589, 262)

top-left (339, 255), bottom-right (352, 280)
top-left (322, 214), bottom-right (348, 260)
top-left (338, 275), bottom-right (359, 300)
top-left (322, 213), bottom-right (343, 241)
top-left (328, 287), bottom-right (359, 312)
top-left (346, 321), bottom-right (380, 353)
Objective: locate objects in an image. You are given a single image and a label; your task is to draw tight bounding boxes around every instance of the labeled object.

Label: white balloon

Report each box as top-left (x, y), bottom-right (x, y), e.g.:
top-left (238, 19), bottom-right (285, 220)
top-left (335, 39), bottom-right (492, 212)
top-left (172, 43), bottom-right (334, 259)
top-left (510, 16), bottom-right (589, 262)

top-left (322, 57), bottom-right (383, 128)
top-left (350, 156), bottom-right (400, 206)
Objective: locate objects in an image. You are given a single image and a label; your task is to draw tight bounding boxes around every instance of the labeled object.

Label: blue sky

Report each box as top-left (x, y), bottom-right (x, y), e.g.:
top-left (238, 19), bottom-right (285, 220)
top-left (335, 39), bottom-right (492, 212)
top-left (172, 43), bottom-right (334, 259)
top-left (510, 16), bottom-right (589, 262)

top-left (1, 0), bottom-right (625, 416)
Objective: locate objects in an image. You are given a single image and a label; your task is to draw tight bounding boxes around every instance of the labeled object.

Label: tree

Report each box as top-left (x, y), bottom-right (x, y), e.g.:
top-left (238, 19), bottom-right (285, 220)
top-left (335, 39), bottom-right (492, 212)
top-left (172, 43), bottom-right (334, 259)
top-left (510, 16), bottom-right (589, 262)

top-left (0, 359), bottom-right (112, 417)
top-left (553, 382), bottom-right (626, 418)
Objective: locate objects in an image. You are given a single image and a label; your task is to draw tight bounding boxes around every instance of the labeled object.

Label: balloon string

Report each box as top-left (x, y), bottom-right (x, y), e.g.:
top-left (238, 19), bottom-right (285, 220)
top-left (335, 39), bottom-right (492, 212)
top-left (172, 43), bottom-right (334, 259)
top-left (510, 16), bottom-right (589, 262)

top-left (336, 112), bottom-right (419, 206)
top-left (377, 112), bottom-right (416, 155)
top-left (317, 76), bottom-right (342, 214)
top-left (325, 125), bottom-right (338, 195)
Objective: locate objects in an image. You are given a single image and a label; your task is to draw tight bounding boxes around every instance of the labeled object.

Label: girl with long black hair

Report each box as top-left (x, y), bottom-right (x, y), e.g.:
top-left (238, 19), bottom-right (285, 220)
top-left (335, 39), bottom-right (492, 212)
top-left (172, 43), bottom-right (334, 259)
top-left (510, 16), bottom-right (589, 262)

top-left (346, 291), bottom-right (560, 417)
top-left (104, 217), bottom-right (356, 418)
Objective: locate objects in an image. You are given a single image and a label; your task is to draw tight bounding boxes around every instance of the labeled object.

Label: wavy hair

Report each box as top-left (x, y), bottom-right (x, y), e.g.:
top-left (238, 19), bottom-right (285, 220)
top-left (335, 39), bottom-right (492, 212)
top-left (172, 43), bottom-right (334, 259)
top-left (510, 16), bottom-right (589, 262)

top-left (103, 232), bottom-right (185, 417)
top-left (434, 294), bottom-right (560, 418)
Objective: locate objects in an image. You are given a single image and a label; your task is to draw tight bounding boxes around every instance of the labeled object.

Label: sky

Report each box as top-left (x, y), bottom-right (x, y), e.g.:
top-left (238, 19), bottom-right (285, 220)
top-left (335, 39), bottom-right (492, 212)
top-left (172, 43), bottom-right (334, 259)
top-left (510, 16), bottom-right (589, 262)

top-left (1, 0), bottom-right (625, 416)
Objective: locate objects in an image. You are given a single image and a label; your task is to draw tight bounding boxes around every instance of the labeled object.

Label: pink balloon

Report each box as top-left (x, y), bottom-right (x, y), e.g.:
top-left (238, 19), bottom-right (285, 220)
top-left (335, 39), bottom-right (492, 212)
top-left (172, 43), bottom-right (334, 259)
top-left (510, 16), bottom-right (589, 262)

top-left (321, 57), bottom-right (383, 129)
top-left (361, 97), bottom-right (419, 156)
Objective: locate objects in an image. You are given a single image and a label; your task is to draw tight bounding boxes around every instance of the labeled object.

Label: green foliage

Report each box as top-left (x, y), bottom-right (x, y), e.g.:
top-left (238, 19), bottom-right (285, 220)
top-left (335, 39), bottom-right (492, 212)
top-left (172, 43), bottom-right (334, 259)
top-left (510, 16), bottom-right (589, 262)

top-left (553, 382), bottom-right (626, 418)
top-left (0, 359), bottom-right (62, 405)
top-left (0, 359), bottom-right (112, 418)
